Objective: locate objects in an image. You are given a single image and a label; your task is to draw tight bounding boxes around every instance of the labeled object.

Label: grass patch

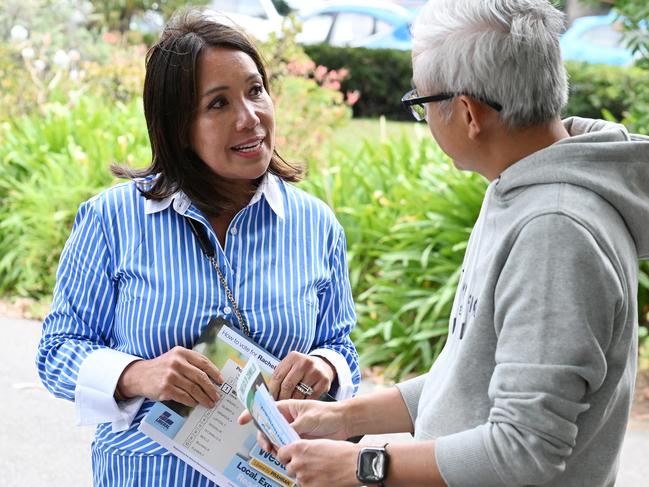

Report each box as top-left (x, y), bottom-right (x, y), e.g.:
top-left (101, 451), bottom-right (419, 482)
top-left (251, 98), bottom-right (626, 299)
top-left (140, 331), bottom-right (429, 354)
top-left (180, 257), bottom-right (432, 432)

top-left (329, 117), bottom-right (425, 154)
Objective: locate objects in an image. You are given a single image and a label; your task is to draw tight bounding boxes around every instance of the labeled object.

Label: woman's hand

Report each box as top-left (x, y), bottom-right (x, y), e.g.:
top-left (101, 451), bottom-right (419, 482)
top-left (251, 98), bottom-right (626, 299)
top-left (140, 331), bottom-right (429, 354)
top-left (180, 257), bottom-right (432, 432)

top-left (117, 346), bottom-right (224, 408)
top-left (269, 352), bottom-right (336, 400)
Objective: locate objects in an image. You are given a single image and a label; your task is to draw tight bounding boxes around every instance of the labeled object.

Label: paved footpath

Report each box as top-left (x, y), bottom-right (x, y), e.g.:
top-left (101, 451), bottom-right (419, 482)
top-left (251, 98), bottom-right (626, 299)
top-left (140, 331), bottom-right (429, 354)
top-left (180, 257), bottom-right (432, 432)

top-left (2, 316), bottom-right (648, 486)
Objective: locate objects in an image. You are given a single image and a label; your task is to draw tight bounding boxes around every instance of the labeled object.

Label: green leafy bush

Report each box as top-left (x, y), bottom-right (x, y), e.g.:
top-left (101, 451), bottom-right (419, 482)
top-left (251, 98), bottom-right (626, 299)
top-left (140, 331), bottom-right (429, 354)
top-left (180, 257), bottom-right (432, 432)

top-left (0, 96), bottom-right (150, 295)
top-left (619, 64), bottom-right (649, 135)
top-left (639, 262), bottom-right (649, 366)
top-left (565, 60), bottom-right (649, 121)
top-left (302, 133), bottom-right (487, 379)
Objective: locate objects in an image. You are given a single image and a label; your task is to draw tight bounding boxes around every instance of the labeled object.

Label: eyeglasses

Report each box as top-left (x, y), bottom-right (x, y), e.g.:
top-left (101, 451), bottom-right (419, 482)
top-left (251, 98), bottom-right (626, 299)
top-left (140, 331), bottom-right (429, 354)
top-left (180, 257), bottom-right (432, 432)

top-left (401, 89), bottom-right (503, 121)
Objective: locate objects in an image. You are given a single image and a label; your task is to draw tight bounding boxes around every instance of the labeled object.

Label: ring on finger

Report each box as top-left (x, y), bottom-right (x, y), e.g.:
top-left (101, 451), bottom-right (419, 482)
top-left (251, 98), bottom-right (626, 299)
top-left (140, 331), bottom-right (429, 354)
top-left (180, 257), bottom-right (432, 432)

top-left (295, 382), bottom-right (314, 397)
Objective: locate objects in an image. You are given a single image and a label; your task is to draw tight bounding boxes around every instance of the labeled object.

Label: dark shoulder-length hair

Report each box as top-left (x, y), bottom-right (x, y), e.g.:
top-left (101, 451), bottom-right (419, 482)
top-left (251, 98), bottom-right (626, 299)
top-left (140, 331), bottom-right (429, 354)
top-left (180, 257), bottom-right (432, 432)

top-left (112, 8), bottom-right (302, 215)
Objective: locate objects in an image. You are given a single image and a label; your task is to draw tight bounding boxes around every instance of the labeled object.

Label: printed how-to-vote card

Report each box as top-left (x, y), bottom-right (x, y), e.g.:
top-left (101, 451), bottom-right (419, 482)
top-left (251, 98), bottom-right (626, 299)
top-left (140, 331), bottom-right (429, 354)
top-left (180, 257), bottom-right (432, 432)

top-left (236, 361), bottom-right (300, 449)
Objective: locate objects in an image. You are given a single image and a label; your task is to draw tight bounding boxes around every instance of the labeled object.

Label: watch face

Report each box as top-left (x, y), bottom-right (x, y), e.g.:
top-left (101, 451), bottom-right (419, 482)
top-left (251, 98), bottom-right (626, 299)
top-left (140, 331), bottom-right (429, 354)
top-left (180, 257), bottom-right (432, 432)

top-left (357, 448), bottom-right (387, 483)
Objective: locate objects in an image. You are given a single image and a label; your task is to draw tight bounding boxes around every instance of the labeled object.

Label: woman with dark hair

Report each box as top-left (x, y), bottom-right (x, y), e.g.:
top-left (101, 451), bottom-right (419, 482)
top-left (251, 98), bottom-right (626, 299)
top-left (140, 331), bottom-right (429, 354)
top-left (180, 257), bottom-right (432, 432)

top-left (36, 8), bottom-right (359, 485)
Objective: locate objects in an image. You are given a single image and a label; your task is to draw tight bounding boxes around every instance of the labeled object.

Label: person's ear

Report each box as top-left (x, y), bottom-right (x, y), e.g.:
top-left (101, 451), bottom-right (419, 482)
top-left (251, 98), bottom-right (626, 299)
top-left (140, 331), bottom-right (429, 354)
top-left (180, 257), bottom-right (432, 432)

top-left (457, 95), bottom-right (484, 141)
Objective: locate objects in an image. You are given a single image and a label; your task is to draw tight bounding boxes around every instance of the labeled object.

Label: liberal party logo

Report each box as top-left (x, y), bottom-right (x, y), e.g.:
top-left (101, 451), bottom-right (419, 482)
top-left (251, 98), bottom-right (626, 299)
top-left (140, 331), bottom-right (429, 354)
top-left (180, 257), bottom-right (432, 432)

top-left (154, 411), bottom-right (175, 430)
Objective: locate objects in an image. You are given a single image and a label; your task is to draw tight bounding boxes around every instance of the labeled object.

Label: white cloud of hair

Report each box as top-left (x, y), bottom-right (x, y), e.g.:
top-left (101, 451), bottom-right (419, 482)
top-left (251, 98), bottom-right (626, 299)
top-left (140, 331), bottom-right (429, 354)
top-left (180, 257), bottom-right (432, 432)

top-left (412, 0), bottom-right (568, 128)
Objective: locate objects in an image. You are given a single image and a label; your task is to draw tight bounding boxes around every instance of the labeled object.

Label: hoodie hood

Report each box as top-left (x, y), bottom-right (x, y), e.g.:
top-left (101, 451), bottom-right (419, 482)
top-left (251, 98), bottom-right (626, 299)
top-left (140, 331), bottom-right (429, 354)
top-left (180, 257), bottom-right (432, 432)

top-left (495, 117), bottom-right (649, 259)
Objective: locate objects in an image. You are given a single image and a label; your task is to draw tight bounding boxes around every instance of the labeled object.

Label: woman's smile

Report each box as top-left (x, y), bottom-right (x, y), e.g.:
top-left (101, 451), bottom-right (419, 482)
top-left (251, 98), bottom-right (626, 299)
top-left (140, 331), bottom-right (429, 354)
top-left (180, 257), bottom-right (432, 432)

top-left (230, 135), bottom-right (266, 157)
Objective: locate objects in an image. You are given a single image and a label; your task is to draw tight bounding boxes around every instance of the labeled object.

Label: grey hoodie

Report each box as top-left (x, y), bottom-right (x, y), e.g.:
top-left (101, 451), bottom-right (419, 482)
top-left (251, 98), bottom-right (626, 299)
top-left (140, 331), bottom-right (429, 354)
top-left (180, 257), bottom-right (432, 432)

top-left (396, 118), bottom-right (649, 486)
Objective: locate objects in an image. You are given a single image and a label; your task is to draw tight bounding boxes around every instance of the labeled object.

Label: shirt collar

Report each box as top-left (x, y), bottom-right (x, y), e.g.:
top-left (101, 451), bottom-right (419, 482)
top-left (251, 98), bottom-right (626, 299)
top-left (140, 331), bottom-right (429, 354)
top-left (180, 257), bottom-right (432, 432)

top-left (249, 172), bottom-right (285, 219)
top-left (143, 172), bottom-right (285, 219)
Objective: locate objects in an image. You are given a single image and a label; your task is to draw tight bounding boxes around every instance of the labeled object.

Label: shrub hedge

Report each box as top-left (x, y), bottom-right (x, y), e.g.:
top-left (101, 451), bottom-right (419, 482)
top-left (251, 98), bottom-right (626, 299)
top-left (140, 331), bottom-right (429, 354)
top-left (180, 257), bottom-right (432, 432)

top-left (304, 44), bottom-right (649, 122)
top-left (304, 45), bottom-right (414, 120)
top-left (301, 135), bottom-right (488, 377)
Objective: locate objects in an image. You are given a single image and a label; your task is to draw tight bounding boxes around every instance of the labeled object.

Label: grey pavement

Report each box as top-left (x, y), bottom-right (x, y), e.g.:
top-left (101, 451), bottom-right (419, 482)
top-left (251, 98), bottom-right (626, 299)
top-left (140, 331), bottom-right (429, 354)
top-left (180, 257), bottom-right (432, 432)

top-left (2, 316), bottom-right (648, 486)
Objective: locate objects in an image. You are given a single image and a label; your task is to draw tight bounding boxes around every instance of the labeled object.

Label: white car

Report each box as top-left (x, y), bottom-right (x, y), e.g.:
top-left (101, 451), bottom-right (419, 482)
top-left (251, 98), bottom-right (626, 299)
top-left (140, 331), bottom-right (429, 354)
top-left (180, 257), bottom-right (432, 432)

top-left (297, 0), bottom-right (414, 50)
top-left (206, 0), bottom-right (284, 41)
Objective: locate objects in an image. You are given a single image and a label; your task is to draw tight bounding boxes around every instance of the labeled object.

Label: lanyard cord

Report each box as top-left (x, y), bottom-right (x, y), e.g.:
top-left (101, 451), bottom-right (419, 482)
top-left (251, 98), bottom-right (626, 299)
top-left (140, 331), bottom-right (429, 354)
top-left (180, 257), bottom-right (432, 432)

top-left (185, 217), bottom-right (251, 337)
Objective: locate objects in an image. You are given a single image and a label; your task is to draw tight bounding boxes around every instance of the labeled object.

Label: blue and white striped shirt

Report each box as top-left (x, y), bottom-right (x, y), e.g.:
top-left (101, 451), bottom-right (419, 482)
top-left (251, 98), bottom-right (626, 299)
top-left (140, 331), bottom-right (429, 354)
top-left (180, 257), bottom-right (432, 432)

top-left (37, 173), bottom-right (359, 482)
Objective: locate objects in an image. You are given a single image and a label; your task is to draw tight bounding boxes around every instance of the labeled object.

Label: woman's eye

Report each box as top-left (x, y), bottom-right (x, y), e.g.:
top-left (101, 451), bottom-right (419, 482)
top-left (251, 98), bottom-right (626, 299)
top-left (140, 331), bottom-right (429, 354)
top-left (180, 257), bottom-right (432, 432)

top-left (250, 85), bottom-right (263, 96)
top-left (208, 97), bottom-right (226, 110)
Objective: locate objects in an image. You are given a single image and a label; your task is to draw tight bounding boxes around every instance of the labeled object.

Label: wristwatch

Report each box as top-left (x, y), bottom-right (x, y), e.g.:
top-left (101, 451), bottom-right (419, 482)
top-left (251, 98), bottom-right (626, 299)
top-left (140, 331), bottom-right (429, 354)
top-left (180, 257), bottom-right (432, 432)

top-left (356, 443), bottom-right (389, 486)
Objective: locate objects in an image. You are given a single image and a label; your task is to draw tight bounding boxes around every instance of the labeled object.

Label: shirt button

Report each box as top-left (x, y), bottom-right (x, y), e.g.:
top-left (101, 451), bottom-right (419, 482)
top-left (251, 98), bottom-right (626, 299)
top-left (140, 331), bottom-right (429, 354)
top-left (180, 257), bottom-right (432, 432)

top-left (223, 306), bottom-right (232, 314)
top-left (230, 227), bottom-right (238, 236)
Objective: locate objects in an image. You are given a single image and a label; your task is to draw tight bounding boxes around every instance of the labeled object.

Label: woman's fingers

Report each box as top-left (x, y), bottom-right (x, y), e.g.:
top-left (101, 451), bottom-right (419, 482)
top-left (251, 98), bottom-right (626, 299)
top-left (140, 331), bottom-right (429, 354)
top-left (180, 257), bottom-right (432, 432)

top-left (184, 376), bottom-right (218, 408)
top-left (272, 351), bottom-right (320, 399)
top-left (185, 350), bottom-right (224, 385)
top-left (170, 385), bottom-right (199, 407)
top-left (153, 348), bottom-right (222, 407)
top-left (269, 353), bottom-right (293, 399)
top-left (280, 367), bottom-right (303, 400)
top-left (185, 365), bottom-right (220, 404)
top-left (165, 370), bottom-right (217, 408)
top-left (117, 346), bottom-right (225, 408)
top-left (297, 368), bottom-right (333, 399)
top-left (272, 352), bottom-right (336, 400)
top-left (309, 376), bottom-right (331, 399)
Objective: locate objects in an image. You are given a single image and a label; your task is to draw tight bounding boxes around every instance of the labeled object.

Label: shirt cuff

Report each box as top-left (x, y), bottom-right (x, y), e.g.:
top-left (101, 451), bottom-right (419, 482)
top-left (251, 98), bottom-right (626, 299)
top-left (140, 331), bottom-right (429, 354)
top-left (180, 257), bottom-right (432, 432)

top-left (75, 348), bottom-right (145, 433)
top-left (309, 348), bottom-right (354, 400)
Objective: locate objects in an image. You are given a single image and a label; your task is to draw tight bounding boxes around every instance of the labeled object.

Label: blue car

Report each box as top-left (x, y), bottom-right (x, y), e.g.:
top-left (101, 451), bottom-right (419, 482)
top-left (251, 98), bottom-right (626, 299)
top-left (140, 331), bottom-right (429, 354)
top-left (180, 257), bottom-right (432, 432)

top-left (560, 12), bottom-right (641, 66)
top-left (297, 1), bottom-right (414, 50)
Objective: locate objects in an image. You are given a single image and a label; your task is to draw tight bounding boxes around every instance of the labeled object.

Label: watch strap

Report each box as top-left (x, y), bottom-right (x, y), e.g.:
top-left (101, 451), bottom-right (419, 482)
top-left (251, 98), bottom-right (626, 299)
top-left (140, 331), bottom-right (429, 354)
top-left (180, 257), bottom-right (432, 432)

top-left (379, 442), bottom-right (389, 487)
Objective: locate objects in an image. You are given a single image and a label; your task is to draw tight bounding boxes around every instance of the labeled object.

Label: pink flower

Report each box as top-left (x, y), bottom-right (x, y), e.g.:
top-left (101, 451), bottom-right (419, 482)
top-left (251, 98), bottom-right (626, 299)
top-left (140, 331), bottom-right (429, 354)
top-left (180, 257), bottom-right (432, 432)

top-left (346, 90), bottom-right (360, 106)
top-left (287, 59), bottom-right (317, 77)
top-left (324, 80), bottom-right (341, 91)
top-left (102, 31), bottom-right (120, 45)
top-left (314, 65), bottom-right (328, 82)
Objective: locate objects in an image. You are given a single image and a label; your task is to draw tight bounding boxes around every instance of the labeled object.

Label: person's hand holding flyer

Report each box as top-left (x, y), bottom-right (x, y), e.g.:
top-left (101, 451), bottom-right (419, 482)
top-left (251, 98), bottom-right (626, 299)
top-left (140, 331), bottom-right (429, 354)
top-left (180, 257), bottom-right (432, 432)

top-left (237, 361), bottom-right (300, 449)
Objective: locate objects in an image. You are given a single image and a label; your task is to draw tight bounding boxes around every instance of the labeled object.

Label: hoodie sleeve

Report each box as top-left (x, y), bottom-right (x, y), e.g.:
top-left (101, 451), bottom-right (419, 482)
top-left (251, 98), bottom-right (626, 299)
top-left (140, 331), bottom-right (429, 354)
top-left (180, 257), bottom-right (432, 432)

top-left (395, 374), bottom-right (428, 422)
top-left (435, 213), bottom-right (625, 487)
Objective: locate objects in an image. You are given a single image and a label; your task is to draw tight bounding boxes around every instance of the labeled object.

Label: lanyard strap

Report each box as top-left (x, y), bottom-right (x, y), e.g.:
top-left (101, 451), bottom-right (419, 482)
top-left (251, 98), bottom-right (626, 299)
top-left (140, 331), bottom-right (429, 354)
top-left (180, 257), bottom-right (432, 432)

top-left (185, 217), bottom-right (250, 337)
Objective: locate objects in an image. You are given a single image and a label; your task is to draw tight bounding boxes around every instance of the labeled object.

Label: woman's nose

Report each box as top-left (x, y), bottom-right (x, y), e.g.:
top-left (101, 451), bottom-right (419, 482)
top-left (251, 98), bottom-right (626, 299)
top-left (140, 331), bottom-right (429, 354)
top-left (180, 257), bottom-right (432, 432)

top-left (235, 100), bottom-right (260, 131)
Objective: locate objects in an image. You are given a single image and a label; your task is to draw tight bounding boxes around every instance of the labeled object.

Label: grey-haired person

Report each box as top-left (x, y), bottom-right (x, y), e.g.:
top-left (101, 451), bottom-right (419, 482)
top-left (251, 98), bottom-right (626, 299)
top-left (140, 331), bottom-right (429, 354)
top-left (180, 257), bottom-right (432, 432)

top-left (240, 0), bottom-right (649, 485)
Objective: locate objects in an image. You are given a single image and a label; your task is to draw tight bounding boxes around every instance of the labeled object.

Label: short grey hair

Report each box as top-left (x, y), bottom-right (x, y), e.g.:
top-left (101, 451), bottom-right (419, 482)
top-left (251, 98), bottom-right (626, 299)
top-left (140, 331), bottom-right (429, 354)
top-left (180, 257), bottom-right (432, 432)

top-left (411, 0), bottom-right (568, 128)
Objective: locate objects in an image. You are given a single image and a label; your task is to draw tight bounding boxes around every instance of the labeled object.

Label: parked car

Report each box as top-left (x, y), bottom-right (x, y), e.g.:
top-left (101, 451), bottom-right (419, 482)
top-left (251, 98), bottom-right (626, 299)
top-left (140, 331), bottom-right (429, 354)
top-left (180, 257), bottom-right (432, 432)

top-left (392, 0), bottom-right (427, 13)
top-left (297, 0), bottom-right (415, 50)
top-left (560, 12), bottom-right (642, 66)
